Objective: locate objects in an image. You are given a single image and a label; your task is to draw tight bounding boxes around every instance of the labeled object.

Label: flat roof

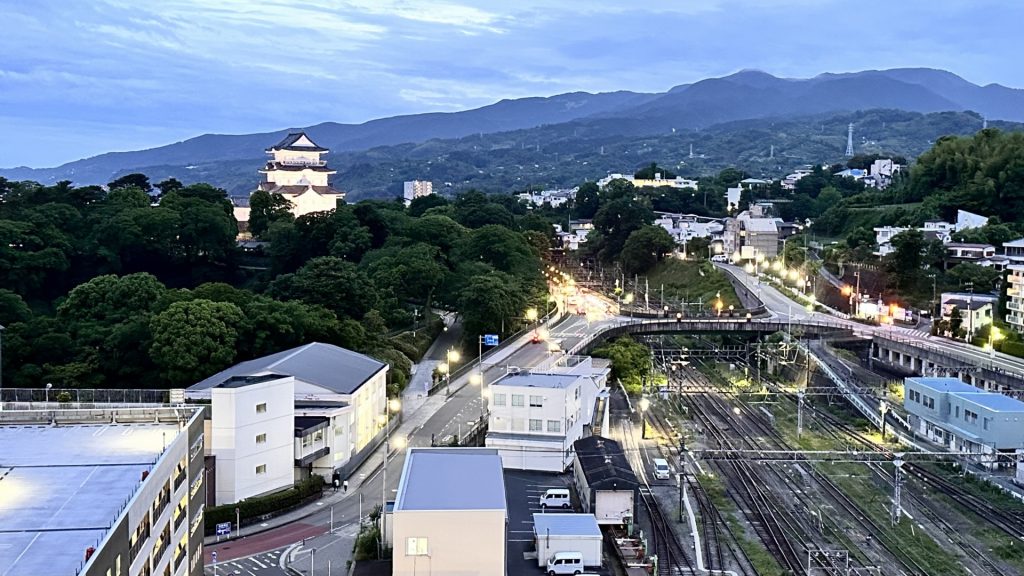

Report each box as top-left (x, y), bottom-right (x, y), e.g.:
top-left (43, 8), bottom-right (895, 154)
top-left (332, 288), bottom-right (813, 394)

top-left (492, 372), bottom-right (580, 389)
top-left (533, 513), bottom-right (601, 537)
top-left (395, 448), bottom-right (506, 512)
top-left (907, 377), bottom-right (1024, 413)
top-left (742, 217), bottom-right (778, 233)
top-left (0, 421), bottom-right (183, 576)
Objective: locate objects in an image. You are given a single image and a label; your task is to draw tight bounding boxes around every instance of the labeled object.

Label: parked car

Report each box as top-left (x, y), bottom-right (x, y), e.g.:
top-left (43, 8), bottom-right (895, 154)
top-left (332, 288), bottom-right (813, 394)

top-left (539, 488), bottom-right (571, 509)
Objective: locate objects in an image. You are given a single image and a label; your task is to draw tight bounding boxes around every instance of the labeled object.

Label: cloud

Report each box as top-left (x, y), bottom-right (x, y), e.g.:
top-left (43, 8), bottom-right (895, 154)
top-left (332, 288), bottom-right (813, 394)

top-left (1, 0), bottom-right (1023, 167)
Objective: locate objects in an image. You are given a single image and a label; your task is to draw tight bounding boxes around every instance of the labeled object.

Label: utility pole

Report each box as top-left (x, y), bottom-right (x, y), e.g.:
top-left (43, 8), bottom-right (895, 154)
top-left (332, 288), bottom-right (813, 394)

top-left (797, 389), bottom-right (805, 439)
top-left (891, 455), bottom-right (904, 525)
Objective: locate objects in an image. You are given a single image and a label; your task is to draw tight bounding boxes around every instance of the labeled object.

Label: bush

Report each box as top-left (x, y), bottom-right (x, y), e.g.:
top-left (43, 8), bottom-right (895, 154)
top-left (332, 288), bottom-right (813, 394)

top-left (1001, 340), bottom-right (1024, 358)
top-left (353, 524), bottom-right (382, 560)
top-left (204, 476), bottom-right (324, 533)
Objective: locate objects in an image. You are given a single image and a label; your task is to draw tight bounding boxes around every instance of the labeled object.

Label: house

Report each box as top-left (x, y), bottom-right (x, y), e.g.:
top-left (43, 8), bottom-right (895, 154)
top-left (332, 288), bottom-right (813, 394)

top-left (255, 132), bottom-right (345, 218)
top-left (391, 448), bottom-right (507, 576)
top-left (939, 296), bottom-right (994, 339)
top-left (572, 436), bottom-right (639, 525)
top-left (403, 180), bottom-right (433, 206)
top-left (956, 209), bottom-right (988, 232)
top-left (653, 213), bottom-right (724, 247)
top-left (518, 188), bottom-right (575, 208)
top-left (486, 369), bottom-right (603, 472)
top-left (903, 377), bottom-right (1024, 466)
top-left (945, 243), bottom-right (996, 268)
top-left (185, 342), bottom-right (388, 505)
top-left (874, 222), bottom-right (954, 257)
top-left (724, 186), bottom-right (742, 212)
top-left (782, 166), bottom-right (814, 190)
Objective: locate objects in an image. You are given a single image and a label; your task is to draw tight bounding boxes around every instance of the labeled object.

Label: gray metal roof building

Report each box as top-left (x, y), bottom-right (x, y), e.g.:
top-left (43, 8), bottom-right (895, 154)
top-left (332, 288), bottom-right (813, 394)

top-left (188, 342), bottom-right (386, 395)
top-left (394, 448), bottom-right (507, 512)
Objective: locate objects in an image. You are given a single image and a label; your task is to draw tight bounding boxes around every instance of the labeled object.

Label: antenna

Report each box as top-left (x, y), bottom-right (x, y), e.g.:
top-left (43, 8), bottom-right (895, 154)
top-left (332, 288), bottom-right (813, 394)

top-left (770, 144), bottom-right (774, 159)
top-left (689, 144), bottom-right (694, 159)
top-left (845, 123), bottom-right (854, 157)
top-left (983, 116), bottom-right (988, 129)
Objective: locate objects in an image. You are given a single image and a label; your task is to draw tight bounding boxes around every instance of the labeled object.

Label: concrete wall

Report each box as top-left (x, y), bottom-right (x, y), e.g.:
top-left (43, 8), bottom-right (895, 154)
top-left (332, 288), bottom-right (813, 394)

top-left (392, 509), bottom-right (506, 576)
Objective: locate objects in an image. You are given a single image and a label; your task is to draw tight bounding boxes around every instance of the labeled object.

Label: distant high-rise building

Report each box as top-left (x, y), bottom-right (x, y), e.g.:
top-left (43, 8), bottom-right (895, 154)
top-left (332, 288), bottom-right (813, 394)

top-left (403, 180), bottom-right (434, 206)
top-left (846, 123), bottom-right (855, 157)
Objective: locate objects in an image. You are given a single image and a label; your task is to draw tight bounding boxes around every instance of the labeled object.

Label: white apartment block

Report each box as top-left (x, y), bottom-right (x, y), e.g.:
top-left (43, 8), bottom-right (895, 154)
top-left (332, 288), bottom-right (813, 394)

top-left (486, 368), bottom-right (603, 472)
top-left (403, 180), bottom-right (434, 206)
top-left (1007, 265), bottom-right (1024, 333)
top-left (186, 342), bottom-right (388, 505)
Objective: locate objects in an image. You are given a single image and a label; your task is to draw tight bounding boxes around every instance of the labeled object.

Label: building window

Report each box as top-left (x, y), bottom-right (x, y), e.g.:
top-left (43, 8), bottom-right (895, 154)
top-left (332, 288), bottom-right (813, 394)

top-left (547, 420), bottom-right (561, 433)
top-left (256, 433), bottom-right (267, 444)
top-left (965, 409), bottom-right (978, 424)
top-left (255, 464), bottom-right (267, 475)
top-left (493, 393), bottom-right (506, 406)
top-left (512, 394), bottom-right (524, 407)
top-left (529, 395), bottom-right (544, 408)
top-left (575, 387), bottom-right (580, 399)
top-left (529, 419), bottom-right (542, 432)
top-left (256, 403), bottom-right (267, 414)
top-left (406, 537), bottom-right (429, 556)
top-left (923, 395), bottom-right (935, 409)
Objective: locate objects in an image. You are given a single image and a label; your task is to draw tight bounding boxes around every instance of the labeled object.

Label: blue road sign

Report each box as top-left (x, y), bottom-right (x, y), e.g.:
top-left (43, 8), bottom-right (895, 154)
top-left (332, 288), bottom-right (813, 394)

top-left (215, 522), bottom-right (231, 536)
top-left (483, 334), bottom-right (499, 346)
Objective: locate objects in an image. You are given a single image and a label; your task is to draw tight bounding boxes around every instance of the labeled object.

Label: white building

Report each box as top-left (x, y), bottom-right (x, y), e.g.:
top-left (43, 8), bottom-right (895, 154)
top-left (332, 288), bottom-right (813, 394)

top-left (874, 222), bottom-right (954, 257)
top-left (724, 186), bottom-right (742, 212)
top-left (654, 213), bottom-right (724, 247)
top-left (597, 173), bottom-right (698, 190)
top-left (557, 220), bottom-right (594, 251)
top-left (403, 180), bottom-right (434, 206)
top-left (1007, 264), bottom-right (1024, 333)
top-left (0, 406), bottom-right (206, 576)
top-left (956, 209), bottom-right (988, 232)
top-left (255, 132), bottom-right (345, 218)
top-left (486, 369), bottom-right (602, 472)
top-left (392, 448), bottom-right (507, 576)
top-left (517, 188), bottom-right (575, 208)
top-left (533, 514), bottom-right (602, 569)
top-left (781, 166), bottom-right (814, 190)
top-left (724, 210), bottom-right (778, 260)
top-left (186, 342), bottom-right (388, 505)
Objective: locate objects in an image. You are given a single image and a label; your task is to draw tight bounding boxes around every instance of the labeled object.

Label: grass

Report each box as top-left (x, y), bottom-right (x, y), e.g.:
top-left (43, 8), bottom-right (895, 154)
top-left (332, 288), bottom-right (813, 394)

top-left (645, 259), bottom-right (742, 309)
top-left (697, 473), bottom-right (784, 576)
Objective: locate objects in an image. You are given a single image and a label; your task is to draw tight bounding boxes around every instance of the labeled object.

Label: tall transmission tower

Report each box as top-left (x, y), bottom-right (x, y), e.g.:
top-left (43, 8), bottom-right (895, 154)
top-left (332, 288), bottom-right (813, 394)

top-left (845, 123), bottom-right (854, 156)
top-left (689, 143), bottom-right (694, 159)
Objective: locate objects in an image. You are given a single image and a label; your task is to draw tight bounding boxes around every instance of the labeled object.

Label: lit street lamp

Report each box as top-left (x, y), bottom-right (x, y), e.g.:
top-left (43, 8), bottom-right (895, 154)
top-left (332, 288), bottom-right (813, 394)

top-left (988, 327), bottom-right (1004, 358)
top-left (444, 348), bottom-right (461, 396)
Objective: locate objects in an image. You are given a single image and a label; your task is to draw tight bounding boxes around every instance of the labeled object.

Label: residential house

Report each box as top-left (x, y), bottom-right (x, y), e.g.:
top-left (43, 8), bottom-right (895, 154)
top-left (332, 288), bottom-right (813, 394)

top-left (572, 436), bottom-right (639, 525)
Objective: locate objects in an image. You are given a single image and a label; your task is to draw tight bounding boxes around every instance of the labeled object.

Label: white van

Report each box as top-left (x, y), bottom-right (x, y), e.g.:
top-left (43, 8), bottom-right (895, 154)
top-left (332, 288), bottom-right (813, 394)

top-left (546, 551), bottom-right (584, 575)
top-left (653, 458), bottom-right (671, 480)
top-left (539, 488), bottom-right (571, 509)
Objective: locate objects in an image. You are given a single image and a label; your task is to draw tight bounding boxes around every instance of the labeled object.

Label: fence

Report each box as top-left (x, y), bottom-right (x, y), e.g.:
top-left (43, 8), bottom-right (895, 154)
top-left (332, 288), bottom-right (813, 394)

top-left (0, 388), bottom-right (171, 410)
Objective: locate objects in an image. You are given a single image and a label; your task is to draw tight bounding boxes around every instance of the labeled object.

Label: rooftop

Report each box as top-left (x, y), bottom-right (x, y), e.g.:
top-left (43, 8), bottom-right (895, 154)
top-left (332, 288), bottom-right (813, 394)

top-left (944, 299), bottom-right (993, 311)
top-left (1003, 238), bottom-right (1024, 248)
top-left (533, 513), bottom-right (601, 537)
top-left (267, 132), bottom-right (328, 152)
top-left (395, 448), bottom-right (506, 512)
top-left (741, 217), bottom-right (778, 233)
top-left (492, 372), bottom-right (580, 389)
top-left (0, 418), bottom-right (184, 576)
top-left (189, 342), bottom-right (386, 396)
top-left (573, 436), bottom-right (639, 489)
top-left (907, 377), bottom-right (1024, 413)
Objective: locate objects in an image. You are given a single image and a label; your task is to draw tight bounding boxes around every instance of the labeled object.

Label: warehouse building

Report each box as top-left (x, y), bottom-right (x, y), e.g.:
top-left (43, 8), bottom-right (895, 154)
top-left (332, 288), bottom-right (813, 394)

top-left (533, 513), bottom-right (603, 569)
top-left (572, 436), bottom-right (639, 525)
top-left (391, 448), bottom-right (508, 576)
top-left (904, 376), bottom-right (1024, 465)
top-left (0, 406), bottom-right (206, 576)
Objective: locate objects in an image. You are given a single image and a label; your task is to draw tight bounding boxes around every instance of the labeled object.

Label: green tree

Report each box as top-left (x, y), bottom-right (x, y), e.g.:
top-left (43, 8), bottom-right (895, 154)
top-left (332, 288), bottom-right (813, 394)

top-left (458, 271), bottom-right (528, 339)
top-left (149, 299), bottom-right (244, 385)
top-left (634, 163), bottom-right (677, 180)
top-left (886, 229), bottom-right (925, 276)
top-left (108, 173), bottom-right (152, 194)
top-left (620, 225), bottom-right (676, 275)
top-left (592, 197), bottom-right (654, 262)
top-left (408, 194), bottom-right (448, 217)
top-left (270, 256), bottom-right (379, 320)
top-left (591, 336), bottom-right (651, 395)
top-left (574, 182), bottom-right (600, 219)
top-left (947, 263), bottom-right (1002, 293)
top-left (248, 190), bottom-right (293, 238)
top-left (58, 273), bottom-right (166, 324)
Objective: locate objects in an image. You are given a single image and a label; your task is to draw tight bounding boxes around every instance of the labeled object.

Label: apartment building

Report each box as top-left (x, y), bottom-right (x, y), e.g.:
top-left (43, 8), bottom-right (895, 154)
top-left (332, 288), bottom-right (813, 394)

top-left (0, 406), bottom-right (206, 576)
top-left (402, 180), bottom-right (434, 206)
top-left (186, 342), bottom-right (388, 505)
top-left (486, 369), bottom-right (602, 472)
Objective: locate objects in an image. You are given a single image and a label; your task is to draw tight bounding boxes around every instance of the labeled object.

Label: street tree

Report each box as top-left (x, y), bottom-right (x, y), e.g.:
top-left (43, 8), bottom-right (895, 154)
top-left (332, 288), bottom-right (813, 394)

top-left (149, 299), bottom-right (244, 386)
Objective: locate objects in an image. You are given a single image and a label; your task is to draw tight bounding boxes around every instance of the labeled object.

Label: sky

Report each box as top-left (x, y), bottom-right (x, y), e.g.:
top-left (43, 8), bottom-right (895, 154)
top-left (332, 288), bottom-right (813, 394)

top-left (2, 0), bottom-right (1022, 168)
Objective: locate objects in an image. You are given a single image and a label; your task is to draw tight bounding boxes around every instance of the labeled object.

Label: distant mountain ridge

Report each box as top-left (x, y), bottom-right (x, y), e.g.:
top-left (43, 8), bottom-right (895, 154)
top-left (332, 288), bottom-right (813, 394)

top-left (3, 68), bottom-right (1022, 186)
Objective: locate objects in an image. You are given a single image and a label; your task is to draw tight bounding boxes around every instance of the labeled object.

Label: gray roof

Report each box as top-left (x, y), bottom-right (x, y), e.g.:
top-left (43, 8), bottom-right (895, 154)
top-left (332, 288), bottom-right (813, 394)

top-left (0, 422), bottom-right (182, 576)
top-left (533, 513), bottom-right (601, 537)
top-left (493, 372), bottom-right (580, 389)
top-left (189, 342), bottom-right (386, 395)
top-left (908, 377), bottom-right (1024, 413)
top-left (395, 448), bottom-right (506, 512)
top-left (742, 217), bottom-right (778, 233)
top-left (268, 132), bottom-right (327, 152)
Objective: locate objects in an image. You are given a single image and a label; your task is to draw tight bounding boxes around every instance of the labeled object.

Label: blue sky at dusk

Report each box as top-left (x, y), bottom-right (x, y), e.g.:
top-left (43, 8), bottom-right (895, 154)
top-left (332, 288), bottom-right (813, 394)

top-left (2, 0), bottom-right (1021, 167)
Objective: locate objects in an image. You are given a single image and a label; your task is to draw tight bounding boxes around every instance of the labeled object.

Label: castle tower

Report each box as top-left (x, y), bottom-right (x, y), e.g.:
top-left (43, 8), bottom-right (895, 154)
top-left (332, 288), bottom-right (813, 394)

top-left (845, 123), bottom-right (854, 157)
top-left (257, 132), bottom-right (345, 217)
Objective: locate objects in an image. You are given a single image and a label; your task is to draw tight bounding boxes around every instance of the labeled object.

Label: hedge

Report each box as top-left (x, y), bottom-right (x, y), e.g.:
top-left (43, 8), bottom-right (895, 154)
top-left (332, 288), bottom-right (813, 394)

top-left (1000, 340), bottom-right (1024, 359)
top-left (204, 476), bottom-right (324, 533)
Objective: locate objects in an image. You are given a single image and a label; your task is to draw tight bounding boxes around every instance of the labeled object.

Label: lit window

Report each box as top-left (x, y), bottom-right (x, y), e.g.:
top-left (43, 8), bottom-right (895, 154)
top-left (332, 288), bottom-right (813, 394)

top-left (256, 403), bottom-right (267, 414)
top-left (255, 464), bottom-right (266, 475)
top-left (529, 419), bottom-right (542, 432)
top-left (512, 394), bottom-right (524, 407)
top-left (406, 537), bottom-right (429, 556)
top-left (529, 395), bottom-right (543, 408)
top-left (493, 394), bottom-right (506, 406)
top-left (256, 433), bottom-right (267, 444)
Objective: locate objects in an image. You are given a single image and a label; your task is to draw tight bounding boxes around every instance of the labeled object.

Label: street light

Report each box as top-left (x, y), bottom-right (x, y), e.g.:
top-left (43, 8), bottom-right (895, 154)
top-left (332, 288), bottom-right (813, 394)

top-left (45, 382), bottom-right (52, 404)
top-left (988, 327), bottom-right (1004, 358)
top-left (445, 348), bottom-right (461, 395)
top-left (639, 397), bottom-right (650, 439)
top-left (470, 372), bottom-right (486, 418)
top-left (525, 308), bottom-right (539, 322)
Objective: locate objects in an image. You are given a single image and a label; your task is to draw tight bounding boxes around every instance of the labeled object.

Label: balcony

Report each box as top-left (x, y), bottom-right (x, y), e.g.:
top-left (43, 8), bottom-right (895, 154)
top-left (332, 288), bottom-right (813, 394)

top-left (173, 508), bottom-right (186, 531)
top-left (129, 531), bottom-right (148, 564)
top-left (153, 491), bottom-right (170, 521)
top-left (173, 468), bottom-right (186, 491)
top-left (152, 536), bottom-right (169, 566)
top-left (173, 547), bottom-right (185, 571)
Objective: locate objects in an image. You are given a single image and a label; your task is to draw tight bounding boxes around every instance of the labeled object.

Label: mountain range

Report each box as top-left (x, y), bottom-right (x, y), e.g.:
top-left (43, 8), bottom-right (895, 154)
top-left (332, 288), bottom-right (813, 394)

top-left (3, 68), bottom-right (1022, 192)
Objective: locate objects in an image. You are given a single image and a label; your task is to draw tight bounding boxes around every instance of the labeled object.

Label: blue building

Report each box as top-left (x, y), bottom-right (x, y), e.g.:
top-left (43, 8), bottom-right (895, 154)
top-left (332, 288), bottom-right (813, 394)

top-left (904, 377), bottom-right (1024, 466)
